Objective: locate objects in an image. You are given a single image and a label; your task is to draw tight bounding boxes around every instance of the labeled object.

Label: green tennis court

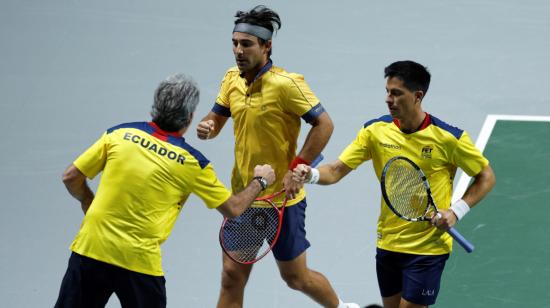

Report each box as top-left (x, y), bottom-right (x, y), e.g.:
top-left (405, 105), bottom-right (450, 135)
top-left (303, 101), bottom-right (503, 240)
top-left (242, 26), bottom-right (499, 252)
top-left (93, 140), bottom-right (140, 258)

top-left (435, 115), bottom-right (550, 308)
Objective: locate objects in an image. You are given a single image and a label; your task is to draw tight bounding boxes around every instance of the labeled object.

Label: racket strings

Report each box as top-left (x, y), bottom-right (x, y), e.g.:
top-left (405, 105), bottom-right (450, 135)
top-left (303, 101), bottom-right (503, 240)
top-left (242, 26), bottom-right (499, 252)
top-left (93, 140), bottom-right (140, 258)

top-left (221, 202), bottom-right (280, 263)
top-left (386, 161), bottom-right (429, 219)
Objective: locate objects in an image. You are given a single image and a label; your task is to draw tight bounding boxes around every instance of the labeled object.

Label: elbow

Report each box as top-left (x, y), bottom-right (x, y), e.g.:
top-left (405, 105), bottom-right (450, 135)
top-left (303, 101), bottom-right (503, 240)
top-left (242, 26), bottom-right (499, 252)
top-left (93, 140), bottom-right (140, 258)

top-left (62, 170), bottom-right (74, 185)
top-left (327, 117), bottom-right (335, 133)
top-left (485, 165), bottom-right (497, 190)
top-left (219, 197), bottom-right (241, 218)
top-left (223, 203), bottom-right (239, 218)
top-left (62, 165), bottom-right (83, 186)
top-left (489, 172), bottom-right (496, 191)
top-left (312, 112), bottom-right (334, 134)
top-left (488, 166), bottom-right (497, 189)
top-left (225, 210), bottom-right (238, 219)
top-left (322, 114), bottom-right (335, 136)
top-left (325, 123), bottom-right (335, 140)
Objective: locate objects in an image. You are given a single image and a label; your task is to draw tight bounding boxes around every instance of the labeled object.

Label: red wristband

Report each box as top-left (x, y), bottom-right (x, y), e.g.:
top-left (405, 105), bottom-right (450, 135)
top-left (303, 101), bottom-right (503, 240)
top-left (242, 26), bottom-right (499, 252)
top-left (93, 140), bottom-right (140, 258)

top-left (289, 156), bottom-right (311, 170)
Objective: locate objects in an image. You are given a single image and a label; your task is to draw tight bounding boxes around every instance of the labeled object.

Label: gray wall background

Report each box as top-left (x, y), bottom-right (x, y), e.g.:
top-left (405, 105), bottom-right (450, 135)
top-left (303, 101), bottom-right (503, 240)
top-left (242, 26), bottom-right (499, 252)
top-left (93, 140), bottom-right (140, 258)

top-left (1, 0), bottom-right (549, 307)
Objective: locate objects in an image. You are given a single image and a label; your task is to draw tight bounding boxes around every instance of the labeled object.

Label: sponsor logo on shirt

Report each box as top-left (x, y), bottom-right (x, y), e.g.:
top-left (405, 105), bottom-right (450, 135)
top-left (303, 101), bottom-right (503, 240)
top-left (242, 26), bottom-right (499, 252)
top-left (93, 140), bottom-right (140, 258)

top-left (379, 142), bottom-right (401, 149)
top-left (421, 145), bottom-right (434, 159)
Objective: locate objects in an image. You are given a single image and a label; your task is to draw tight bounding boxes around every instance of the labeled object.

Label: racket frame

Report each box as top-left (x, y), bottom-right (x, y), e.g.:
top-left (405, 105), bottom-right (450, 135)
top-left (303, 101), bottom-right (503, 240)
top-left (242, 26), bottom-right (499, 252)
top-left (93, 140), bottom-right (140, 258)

top-left (219, 190), bottom-right (287, 264)
top-left (219, 154), bottom-right (324, 264)
top-left (380, 156), bottom-right (475, 253)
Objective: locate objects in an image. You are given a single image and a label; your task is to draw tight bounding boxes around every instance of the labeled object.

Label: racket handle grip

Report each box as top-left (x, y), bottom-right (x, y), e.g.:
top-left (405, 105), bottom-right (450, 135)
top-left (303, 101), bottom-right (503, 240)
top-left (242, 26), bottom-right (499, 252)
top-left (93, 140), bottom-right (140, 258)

top-left (311, 154), bottom-right (324, 167)
top-left (447, 227), bottom-right (475, 253)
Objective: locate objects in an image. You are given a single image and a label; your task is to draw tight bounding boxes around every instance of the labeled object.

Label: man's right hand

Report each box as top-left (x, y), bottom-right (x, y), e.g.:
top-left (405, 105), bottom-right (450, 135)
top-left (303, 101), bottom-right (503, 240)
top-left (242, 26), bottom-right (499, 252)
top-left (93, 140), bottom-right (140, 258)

top-left (196, 120), bottom-right (215, 140)
top-left (291, 164), bottom-right (312, 183)
top-left (253, 164), bottom-right (276, 186)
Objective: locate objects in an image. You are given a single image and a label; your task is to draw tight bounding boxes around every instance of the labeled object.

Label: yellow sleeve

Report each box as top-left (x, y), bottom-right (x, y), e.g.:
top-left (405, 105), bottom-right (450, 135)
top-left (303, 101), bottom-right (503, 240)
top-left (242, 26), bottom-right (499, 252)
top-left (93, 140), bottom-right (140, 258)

top-left (338, 127), bottom-right (372, 169)
top-left (452, 131), bottom-right (489, 176)
top-left (73, 132), bottom-right (109, 179)
top-left (283, 73), bottom-right (321, 117)
top-left (215, 69), bottom-right (235, 108)
top-left (191, 163), bottom-right (232, 209)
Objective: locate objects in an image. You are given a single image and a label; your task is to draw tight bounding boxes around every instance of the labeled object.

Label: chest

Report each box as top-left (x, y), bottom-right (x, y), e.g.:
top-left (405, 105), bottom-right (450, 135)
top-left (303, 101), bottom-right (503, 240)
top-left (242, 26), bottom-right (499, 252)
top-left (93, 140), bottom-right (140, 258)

top-left (373, 128), bottom-right (454, 175)
top-left (227, 79), bottom-right (285, 121)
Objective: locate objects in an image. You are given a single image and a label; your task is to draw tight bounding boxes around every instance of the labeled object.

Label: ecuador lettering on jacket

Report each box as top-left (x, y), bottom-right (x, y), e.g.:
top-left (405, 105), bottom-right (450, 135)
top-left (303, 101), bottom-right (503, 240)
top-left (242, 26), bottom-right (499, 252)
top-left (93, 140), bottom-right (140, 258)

top-left (123, 132), bottom-right (185, 164)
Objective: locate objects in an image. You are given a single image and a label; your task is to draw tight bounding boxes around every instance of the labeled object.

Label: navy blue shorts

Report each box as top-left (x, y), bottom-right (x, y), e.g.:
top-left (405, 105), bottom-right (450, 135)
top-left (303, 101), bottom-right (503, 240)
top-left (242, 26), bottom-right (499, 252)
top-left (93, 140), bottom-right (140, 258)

top-left (54, 252), bottom-right (166, 308)
top-left (376, 248), bottom-right (449, 306)
top-left (272, 199), bottom-right (310, 261)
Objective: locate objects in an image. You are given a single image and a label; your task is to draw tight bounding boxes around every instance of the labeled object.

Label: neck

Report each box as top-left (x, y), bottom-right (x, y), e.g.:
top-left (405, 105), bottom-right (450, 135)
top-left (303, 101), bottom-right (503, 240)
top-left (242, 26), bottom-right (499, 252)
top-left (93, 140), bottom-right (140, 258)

top-left (243, 71), bottom-right (257, 84)
top-left (398, 111), bottom-right (426, 133)
top-left (243, 58), bottom-right (269, 84)
top-left (149, 121), bottom-right (187, 137)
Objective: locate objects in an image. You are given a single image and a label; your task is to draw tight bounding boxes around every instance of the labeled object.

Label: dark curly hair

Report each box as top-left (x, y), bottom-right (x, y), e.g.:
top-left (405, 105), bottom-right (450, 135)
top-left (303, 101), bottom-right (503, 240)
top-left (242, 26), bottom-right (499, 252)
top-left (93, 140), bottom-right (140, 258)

top-left (234, 5), bottom-right (281, 56)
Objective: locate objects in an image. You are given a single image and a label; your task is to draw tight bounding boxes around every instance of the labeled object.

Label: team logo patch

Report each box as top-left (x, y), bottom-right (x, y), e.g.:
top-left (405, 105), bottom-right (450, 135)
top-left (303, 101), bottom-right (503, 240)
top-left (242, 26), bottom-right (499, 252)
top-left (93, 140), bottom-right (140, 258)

top-left (421, 145), bottom-right (434, 159)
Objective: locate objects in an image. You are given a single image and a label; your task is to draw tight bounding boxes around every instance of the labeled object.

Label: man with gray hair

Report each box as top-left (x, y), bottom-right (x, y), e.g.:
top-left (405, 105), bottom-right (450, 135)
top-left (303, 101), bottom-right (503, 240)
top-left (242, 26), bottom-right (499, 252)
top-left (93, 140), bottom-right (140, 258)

top-left (54, 74), bottom-right (276, 308)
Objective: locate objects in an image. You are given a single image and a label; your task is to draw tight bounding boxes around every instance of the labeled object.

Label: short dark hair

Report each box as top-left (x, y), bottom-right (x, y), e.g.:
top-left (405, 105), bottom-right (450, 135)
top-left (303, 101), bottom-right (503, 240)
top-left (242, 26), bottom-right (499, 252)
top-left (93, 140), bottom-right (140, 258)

top-left (234, 5), bottom-right (281, 56)
top-left (151, 74), bottom-right (199, 132)
top-left (384, 61), bottom-right (431, 95)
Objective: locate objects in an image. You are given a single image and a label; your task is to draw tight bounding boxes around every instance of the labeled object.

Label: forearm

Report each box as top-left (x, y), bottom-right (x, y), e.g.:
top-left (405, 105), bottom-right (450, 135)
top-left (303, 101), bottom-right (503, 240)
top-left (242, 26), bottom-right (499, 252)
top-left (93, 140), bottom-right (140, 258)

top-left (461, 165), bottom-right (496, 208)
top-left (317, 160), bottom-right (352, 185)
top-left (297, 113), bottom-right (333, 161)
top-left (62, 165), bottom-right (94, 214)
top-left (219, 180), bottom-right (264, 218)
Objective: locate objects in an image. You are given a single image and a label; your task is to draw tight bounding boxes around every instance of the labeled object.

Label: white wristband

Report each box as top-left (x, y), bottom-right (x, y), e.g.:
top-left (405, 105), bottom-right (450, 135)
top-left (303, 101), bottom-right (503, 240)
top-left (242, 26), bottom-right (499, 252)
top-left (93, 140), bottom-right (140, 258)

top-left (450, 199), bottom-right (470, 221)
top-left (307, 168), bottom-right (320, 184)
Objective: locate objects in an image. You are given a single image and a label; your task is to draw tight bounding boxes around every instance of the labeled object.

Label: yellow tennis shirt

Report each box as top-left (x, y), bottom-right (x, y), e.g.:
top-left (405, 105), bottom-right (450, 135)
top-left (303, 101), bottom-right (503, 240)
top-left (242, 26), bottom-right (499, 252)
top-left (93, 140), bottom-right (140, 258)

top-left (70, 122), bottom-right (232, 276)
top-left (339, 114), bottom-right (488, 255)
top-left (213, 61), bottom-right (325, 206)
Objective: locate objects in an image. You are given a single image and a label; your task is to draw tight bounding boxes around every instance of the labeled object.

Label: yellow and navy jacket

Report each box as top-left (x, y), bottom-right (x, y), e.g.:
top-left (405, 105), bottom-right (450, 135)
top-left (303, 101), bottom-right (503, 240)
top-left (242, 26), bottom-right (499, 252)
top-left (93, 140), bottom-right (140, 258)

top-left (70, 121), bottom-right (231, 276)
top-left (339, 114), bottom-right (488, 255)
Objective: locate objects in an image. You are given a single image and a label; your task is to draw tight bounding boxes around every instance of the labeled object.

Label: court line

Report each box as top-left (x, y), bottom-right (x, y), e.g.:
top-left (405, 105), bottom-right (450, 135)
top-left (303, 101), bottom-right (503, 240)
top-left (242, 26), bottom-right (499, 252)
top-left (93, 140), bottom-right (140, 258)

top-left (452, 114), bottom-right (550, 200)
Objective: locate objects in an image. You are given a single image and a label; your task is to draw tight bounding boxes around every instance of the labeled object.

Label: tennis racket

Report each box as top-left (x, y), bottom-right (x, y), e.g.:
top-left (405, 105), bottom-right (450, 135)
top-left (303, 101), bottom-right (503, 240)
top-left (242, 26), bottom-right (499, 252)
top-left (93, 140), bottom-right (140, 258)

top-left (380, 156), bottom-right (475, 253)
top-left (219, 155), bottom-right (323, 264)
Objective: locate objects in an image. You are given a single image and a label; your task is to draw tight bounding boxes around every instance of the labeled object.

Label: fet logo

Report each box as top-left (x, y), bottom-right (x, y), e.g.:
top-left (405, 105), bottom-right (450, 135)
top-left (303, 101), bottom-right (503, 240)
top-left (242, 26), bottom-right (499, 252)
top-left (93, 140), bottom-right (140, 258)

top-left (421, 145), bottom-right (433, 159)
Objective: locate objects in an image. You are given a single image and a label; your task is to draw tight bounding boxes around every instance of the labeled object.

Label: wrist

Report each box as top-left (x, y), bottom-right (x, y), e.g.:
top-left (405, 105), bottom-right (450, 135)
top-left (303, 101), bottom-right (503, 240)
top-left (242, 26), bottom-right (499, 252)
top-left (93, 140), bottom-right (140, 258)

top-left (252, 176), bottom-right (268, 191)
top-left (450, 199), bottom-right (470, 221)
top-left (306, 168), bottom-right (320, 184)
top-left (289, 156), bottom-right (311, 170)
